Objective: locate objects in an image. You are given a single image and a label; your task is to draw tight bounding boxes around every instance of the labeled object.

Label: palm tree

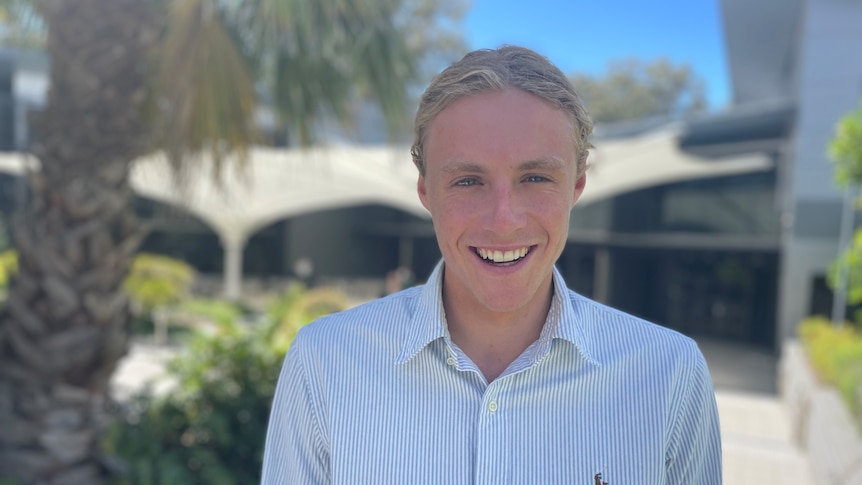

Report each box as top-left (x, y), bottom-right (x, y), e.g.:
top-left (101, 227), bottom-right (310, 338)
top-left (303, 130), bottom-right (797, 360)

top-left (0, 0), bottom-right (456, 482)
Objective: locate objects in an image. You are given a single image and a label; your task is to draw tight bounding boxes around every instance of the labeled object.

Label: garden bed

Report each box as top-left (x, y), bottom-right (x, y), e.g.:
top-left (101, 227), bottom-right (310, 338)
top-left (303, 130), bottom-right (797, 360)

top-left (781, 331), bottom-right (862, 484)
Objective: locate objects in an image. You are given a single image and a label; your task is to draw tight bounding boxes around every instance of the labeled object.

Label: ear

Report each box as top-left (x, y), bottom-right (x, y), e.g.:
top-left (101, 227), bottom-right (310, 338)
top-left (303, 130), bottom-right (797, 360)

top-left (417, 175), bottom-right (431, 211)
top-left (571, 172), bottom-right (586, 208)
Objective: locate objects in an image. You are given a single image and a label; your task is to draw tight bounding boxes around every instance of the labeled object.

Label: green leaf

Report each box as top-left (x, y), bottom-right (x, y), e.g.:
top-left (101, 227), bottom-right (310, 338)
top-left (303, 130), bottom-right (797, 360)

top-left (830, 104), bottom-right (862, 187)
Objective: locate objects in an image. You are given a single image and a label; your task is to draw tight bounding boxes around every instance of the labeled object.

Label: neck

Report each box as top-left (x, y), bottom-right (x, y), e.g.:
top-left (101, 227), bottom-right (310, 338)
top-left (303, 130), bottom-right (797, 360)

top-left (443, 276), bottom-right (554, 382)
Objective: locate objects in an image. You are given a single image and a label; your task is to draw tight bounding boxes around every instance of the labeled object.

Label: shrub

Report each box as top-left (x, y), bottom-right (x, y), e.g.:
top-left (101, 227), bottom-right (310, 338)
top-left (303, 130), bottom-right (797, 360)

top-left (265, 284), bottom-right (348, 354)
top-left (178, 298), bottom-right (248, 328)
top-left (106, 320), bottom-right (281, 484)
top-left (828, 229), bottom-right (862, 321)
top-left (0, 249), bottom-right (18, 290)
top-left (124, 253), bottom-right (196, 312)
top-left (124, 253), bottom-right (195, 343)
top-left (105, 285), bottom-right (348, 484)
top-left (799, 316), bottom-right (862, 422)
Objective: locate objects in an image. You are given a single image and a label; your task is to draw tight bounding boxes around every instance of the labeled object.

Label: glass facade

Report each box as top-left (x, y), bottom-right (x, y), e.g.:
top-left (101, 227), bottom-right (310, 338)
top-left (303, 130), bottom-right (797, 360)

top-left (661, 171), bottom-right (779, 236)
top-left (564, 170), bottom-right (780, 348)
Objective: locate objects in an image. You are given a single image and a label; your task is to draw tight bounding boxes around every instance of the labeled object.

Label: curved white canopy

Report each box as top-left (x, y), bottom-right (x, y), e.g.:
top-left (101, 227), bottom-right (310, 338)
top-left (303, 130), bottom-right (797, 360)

top-left (129, 145), bottom-right (427, 244)
top-left (581, 126), bottom-right (773, 205)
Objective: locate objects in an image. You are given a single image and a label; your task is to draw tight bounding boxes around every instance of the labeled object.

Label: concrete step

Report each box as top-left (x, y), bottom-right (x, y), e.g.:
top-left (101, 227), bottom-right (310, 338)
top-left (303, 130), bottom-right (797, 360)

top-left (717, 391), bottom-right (815, 485)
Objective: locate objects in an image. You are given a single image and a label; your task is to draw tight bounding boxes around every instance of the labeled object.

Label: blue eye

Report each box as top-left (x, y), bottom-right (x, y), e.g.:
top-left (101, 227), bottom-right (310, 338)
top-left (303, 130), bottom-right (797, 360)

top-left (525, 175), bottom-right (550, 183)
top-left (455, 178), bottom-right (479, 187)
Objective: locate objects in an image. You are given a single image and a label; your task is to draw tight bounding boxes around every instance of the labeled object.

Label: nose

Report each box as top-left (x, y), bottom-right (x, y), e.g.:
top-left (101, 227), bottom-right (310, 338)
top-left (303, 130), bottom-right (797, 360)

top-left (486, 184), bottom-right (527, 233)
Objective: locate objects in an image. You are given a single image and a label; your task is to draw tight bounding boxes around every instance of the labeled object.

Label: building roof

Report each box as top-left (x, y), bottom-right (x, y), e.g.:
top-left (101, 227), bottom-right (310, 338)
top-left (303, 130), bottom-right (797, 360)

top-left (720, 0), bottom-right (803, 104)
top-left (582, 125), bottom-right (773, 205)
top-left (678, 98), bottom-right (795, 157)
top-left (129, 145), bottom-right (426, 244)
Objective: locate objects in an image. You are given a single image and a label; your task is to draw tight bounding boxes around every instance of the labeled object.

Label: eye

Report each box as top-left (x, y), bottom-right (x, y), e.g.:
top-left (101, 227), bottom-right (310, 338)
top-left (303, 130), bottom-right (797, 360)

top-left (454, 178), bottom-right (480, 187)
top-left (524, 175), bottom-right (550, 183)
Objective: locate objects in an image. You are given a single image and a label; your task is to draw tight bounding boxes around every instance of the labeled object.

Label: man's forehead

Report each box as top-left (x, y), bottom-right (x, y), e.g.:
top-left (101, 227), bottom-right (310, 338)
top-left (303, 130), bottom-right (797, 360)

top-left (438, 157), bottom-right (568, 174)
top-left (428, 89), bottom-right (574, 134)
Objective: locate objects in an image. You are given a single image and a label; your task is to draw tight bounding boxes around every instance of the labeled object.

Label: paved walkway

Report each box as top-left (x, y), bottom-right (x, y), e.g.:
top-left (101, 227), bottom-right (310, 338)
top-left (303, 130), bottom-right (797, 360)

top-left (113, 338), bottom-right (818, 484)
top-left (717, 391), bottom-right (815, 484)
top-left (111, 341), bottom-right (178, 400)
top-left (699, 339), bottom-right (816, 485)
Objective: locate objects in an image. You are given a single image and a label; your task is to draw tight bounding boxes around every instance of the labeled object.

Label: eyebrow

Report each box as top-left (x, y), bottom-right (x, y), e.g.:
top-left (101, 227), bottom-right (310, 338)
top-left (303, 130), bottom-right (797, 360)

top-left (519, 157), bottom-right (566, 171)
top-left (440, 160), bottom-right (485, 174)
top-left (439, 157), bottom-right (567, 174)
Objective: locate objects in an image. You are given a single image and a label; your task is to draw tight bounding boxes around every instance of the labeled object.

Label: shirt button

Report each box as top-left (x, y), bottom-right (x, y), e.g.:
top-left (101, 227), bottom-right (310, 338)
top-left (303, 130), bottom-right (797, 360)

top-left (488, 400), bottom-right (498, 412)
top-left (446, 357), bottom-right (456, 366)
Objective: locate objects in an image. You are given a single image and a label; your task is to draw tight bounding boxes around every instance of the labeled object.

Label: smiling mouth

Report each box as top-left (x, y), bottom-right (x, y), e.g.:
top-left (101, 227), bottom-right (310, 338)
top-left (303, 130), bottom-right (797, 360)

top-left (473, 246), bottom-right (533, 266)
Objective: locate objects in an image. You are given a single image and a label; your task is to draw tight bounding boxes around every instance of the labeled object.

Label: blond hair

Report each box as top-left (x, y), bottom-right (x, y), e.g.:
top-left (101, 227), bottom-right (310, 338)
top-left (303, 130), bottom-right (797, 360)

top-left (411, 45), bottom-right (593, 176)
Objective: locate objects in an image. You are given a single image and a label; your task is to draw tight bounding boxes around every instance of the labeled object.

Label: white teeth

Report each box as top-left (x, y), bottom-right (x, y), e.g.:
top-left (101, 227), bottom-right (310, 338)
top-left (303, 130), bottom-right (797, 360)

top-left (476, 246), bottom-right (530, 263)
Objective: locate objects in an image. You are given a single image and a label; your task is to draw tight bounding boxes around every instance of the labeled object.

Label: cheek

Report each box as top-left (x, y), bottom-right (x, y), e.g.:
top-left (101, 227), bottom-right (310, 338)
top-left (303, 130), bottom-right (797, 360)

top-left (529, 192), bottom-right (572, 217)
top-left (435, 191), bottom-right (482, 218)
top-left (431, 202), bottom-right (471, 232)
top-left (444, 208), bottom-right (474, 233)
top-left (535, 199), bottom-right (573, 233)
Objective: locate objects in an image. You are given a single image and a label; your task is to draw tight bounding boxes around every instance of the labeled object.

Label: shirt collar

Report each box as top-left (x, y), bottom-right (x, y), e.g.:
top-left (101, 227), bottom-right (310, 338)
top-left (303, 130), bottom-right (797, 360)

top-left (545, 266), bottom-right (602, 367)
top-left (395, 260), bottom-right (600, 367)
top-left (395, 261), bottom-right (448, 364)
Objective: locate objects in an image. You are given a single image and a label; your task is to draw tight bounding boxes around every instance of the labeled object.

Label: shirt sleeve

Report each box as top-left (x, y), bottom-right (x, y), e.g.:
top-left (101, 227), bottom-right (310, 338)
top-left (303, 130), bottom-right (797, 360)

top-left (261, 335), bottom-right (330, 485)
top-left (665, 347), bottom-right (723, 484)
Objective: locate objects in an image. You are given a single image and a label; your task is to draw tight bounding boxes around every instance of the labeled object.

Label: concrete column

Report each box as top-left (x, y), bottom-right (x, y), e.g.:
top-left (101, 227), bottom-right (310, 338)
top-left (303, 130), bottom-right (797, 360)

top-left (398, 236), bottom-right (414, 268)
top-left (593, 247), bottom-right (611, 304)
top-left (776, 238), bottom-right (838, 342)
top-left (220, 233), bottom-right (248, 301)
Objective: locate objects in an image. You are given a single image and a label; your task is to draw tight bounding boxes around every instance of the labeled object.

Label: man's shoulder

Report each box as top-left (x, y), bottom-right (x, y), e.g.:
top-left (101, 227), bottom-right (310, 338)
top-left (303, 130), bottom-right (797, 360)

top-left (563, 288), bottom-right (701, 362)
top-left (291, 285), bottom-right (424, 350)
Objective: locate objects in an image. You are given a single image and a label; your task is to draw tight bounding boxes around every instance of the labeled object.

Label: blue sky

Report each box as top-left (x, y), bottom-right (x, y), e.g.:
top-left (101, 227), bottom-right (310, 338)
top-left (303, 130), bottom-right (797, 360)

top-left (463, 0), bottom-right (730, 109)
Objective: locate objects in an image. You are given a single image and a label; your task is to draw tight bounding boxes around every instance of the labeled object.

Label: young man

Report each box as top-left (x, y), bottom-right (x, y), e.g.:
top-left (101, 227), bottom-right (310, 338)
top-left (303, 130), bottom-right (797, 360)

top-left (262, 46), bottom-right (722, 484)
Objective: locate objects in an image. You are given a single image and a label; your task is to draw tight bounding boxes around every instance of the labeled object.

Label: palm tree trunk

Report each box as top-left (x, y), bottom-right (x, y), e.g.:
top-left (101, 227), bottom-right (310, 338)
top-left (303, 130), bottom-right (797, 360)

top-left (0, 1), bottom-right (161, 483)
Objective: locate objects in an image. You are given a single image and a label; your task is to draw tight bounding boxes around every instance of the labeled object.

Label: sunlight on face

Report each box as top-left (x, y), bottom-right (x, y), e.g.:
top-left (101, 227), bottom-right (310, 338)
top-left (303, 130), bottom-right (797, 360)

top-left (418, 88), bottom-right (586, 317)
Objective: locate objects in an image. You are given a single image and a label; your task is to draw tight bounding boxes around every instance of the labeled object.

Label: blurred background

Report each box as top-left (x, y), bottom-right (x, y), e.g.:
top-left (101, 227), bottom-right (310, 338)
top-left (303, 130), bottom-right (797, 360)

top-left (1, 0), bottom-right (861, 483)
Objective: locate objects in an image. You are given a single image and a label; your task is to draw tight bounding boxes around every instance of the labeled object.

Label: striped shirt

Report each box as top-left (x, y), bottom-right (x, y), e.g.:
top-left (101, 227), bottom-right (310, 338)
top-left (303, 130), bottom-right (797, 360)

top-left (262, 262), bottom-right (722, 484)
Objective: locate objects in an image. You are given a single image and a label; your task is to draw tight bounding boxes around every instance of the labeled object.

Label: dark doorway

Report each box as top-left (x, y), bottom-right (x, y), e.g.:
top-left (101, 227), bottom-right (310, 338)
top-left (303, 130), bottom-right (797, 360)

top-left (597, 247), bottom-right (778, 349)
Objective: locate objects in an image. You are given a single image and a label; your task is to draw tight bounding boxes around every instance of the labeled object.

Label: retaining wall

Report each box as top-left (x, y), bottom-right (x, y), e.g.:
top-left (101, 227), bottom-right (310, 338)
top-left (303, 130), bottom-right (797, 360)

top-left (780, 340), bottom-right (862, 484)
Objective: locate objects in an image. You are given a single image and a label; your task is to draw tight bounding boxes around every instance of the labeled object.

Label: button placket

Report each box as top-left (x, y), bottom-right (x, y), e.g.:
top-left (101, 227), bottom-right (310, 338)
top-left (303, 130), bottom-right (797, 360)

top-left (475, 381), bottom-right (509, 484)
top-left (483, 380), bottom-right (505, 414)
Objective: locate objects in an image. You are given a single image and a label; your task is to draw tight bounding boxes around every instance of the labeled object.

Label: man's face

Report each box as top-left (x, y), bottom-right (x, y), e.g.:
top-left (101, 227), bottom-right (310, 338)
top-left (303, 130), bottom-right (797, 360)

top-left (418, 88), bottom-right (586, 315)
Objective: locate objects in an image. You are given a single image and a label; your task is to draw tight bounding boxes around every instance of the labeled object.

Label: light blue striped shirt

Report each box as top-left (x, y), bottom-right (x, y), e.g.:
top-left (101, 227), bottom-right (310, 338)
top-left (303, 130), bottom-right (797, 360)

top-left (262, 262), bottom-right (721, 484)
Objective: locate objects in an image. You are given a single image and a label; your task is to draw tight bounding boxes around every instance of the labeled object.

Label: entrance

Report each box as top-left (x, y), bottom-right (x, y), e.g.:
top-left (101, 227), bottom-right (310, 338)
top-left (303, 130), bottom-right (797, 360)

top-left (658, 251), bottom-right (777, 348)
top-left (561, 246), bottom-right (779, 349)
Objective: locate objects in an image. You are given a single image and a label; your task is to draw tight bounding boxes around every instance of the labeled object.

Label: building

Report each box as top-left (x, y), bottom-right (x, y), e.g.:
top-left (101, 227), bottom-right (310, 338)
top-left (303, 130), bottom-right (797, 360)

top-left (707, 0), bottom-right (861, 346)
top-left (1, 0), bottom-right (860, 351)
top-left (560, 0), bottom-right (862, 349)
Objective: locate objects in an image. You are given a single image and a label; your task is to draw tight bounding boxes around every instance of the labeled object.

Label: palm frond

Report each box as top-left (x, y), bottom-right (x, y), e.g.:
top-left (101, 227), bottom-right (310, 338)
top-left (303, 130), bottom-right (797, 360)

top-left (236, 0), bottom-right (417, 145)
top-left (151, 0), bottom-right (258, 182)
top-left (0, 0), bottom-right (45, 48)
